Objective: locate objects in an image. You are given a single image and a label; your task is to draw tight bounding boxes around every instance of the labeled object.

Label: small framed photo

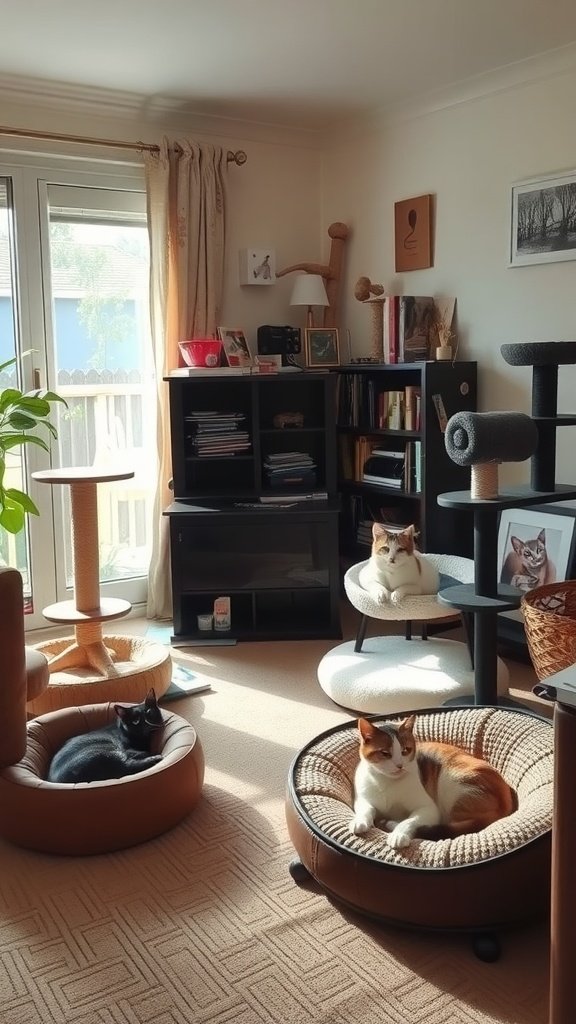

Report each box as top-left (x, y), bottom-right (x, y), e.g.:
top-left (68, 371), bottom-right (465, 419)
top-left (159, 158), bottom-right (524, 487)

top-left (304, 328), bottom-right (340, 368)
top-left (497, 504), bottom-right (576, 628)
top-left (217, 327), bottom-right (252, 367)
top-left (510, 170), bottom-right (576, 266)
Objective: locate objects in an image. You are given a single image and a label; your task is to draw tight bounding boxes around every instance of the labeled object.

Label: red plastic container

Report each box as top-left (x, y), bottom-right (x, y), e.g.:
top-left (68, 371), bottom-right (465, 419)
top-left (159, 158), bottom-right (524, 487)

top-left (179, 339), bottom-right (222, 368)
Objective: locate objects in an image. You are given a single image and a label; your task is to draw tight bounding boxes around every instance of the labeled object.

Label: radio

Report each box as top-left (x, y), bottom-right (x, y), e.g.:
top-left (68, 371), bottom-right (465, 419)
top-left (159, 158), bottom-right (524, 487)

top-left (257, 325), bottom-right (301, 363)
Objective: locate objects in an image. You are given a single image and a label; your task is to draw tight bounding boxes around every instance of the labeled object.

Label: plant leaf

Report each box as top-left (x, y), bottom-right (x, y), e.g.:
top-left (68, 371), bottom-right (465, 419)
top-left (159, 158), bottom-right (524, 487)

top-left (7, 412), bottom-right (38, 431)
top-left (0, 433), bottom-right (50, 453)
top-left (5, 488), bottom-right (39, 516)
top-left (0, 498), bottom-right (25, 534)
top-left (0, 388), bottom-right (22, 413)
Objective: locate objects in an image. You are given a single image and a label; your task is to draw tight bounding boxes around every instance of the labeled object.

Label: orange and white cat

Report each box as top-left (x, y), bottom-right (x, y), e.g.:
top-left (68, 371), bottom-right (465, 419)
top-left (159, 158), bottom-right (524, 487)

top-left (358, 523), bottom-right (439, 606)
top-left (350, 716), bottom-right (516, 849)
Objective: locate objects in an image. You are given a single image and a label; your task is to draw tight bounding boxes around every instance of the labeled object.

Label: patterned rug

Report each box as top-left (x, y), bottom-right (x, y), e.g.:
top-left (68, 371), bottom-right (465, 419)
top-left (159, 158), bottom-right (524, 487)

top-left (1, 628), bottom-right (550, 1023)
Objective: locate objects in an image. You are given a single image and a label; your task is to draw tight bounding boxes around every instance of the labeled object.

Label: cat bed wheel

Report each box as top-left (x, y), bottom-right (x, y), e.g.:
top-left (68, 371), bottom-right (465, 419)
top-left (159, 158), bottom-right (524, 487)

top-left (27, 635), bottom-right (172, 715)
top-left (285, 706), bottom-right (553, 933)
top-left (0, 701), bottom-right (204, 855)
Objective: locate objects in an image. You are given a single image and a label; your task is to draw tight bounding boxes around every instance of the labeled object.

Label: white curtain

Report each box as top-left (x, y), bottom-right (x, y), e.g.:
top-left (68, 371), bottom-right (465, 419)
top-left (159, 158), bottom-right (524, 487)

top-left (144, 138), bottom-right (228, 618)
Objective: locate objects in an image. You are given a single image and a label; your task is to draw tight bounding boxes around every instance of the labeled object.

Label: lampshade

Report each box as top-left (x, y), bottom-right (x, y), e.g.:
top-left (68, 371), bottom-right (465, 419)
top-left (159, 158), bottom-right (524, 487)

top-left (290, 273), bottom-right (329, 309)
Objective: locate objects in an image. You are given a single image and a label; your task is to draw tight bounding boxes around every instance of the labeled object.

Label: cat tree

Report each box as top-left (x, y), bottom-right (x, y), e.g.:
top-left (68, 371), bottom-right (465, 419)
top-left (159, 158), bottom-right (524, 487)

top-left (438, 342), bottom-right (576, 706)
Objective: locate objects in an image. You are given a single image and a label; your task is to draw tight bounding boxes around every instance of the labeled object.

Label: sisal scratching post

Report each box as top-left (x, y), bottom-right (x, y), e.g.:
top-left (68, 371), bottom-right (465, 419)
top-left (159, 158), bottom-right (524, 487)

top-left (29, 466), bottom-right (172, 712)
top-left (354, 277), bottom-right (385, 361)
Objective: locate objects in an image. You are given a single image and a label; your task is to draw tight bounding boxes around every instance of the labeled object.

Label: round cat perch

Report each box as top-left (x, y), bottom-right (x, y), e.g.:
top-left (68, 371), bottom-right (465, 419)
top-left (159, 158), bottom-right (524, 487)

top-left (0, 566), bottom-right (204, 855)
top-left (286, 705), bottom-right (553, 959)
top-left (29, 467), bottom-right (171, 714)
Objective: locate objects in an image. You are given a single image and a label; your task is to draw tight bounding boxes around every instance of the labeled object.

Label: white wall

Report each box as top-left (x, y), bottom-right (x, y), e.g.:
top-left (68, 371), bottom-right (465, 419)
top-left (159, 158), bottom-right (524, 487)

top-left (321, 64), bottom-right (576, 483)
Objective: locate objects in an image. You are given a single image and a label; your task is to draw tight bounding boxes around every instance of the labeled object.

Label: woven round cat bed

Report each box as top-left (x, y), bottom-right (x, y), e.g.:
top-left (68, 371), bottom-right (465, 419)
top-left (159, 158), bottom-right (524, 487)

top-left (286, 706), bottom-right (553, 956)
top-left (27, 635), bottom-right (172, 716)
top-left (0, 701), bottom-right (204, 855)
top-left (319, 556), bottom-right (509, 713)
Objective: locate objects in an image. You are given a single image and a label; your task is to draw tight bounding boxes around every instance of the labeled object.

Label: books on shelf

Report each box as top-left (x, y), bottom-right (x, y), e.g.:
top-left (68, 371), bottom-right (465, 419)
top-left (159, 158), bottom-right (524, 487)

top-left (383, 296), bottom-right (435, 363)
top-left (338, 375), bottom-right (421, 432)
top-left (259, 491), bottom-right (328, 504)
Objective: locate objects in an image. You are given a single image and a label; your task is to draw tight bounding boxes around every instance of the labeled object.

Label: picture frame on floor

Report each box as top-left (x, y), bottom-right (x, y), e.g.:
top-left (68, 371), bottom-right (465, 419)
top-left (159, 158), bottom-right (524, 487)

top-left (497, 504), bottom-right (576, 648)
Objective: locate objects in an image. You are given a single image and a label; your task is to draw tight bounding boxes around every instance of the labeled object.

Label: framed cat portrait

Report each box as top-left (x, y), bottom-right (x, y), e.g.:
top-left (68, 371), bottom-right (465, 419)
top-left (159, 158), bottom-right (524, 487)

top-left (497, 504), bottom-right (576, 632)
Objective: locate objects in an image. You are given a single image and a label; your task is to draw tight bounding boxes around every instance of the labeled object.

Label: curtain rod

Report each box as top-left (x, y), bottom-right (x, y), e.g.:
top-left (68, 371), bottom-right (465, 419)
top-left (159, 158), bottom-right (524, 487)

top-left (0, 125), bottom-right (247, 165)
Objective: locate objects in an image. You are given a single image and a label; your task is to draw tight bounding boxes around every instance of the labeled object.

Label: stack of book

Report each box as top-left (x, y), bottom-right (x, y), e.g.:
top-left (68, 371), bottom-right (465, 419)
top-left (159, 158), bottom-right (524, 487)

top-left (186, 411), bottom-right (251, 457)
top-left (263, 451), bottom-right (317, 490)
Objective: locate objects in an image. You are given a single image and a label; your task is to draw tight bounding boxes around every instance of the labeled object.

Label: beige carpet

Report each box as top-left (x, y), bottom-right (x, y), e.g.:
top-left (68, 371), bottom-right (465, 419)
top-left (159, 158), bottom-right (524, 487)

top-left (2, 612), bottom-right (552, 1024)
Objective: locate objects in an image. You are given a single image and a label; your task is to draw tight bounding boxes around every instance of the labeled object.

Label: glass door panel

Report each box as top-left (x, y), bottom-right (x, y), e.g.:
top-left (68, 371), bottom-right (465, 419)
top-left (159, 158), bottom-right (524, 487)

top-left (0, 177), bottom-right (34, 612)
top-left (43, 184), bottom-right (155, 604)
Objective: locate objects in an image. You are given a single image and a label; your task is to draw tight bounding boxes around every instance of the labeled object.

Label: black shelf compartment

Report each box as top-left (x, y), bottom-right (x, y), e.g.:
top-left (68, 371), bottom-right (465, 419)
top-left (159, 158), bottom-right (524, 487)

top-left (182, 453), bottom-right (256, 496)
top-left (254, 588), bottom-right (336, 637)
top-left (174, 591), bottom-right (253, 640)
top-left (258, 374), bottom-right (331, 431)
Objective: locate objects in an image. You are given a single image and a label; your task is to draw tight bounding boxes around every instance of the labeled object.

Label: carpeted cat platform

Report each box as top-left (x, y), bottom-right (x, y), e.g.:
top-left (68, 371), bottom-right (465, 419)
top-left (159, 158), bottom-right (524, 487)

top-left (286, 705), bottom-right (553, 941)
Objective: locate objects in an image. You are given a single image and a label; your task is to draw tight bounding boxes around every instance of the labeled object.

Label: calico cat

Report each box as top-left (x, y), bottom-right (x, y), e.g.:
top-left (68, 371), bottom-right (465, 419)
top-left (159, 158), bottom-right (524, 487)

top-left (500, 528), bottom-right (556, 592)
top-left (350, 715), bottom-right (516, 849)
top-left (358, 523), bottom-right (439, 606)
top-left (47, 689), bottom-right (164, 784)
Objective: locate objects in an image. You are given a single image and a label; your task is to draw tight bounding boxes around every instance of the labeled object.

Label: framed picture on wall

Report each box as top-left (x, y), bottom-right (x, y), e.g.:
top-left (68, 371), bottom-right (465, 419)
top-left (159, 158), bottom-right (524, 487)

top-left (394, 194), bottom-right (433, 272)
top-left (304, 328), bottom-right (340, 368)
top-left (510, 169), bottom-right (576, 266)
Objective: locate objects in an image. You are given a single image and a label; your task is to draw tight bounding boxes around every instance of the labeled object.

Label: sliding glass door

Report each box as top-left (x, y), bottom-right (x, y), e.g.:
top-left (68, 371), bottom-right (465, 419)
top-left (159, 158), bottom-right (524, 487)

top-left (0, 156), bottom-right (156, 629)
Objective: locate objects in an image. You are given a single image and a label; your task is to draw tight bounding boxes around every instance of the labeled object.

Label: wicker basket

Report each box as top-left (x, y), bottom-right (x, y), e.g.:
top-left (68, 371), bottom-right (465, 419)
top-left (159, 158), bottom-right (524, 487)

top-left (522, 580), bottom-right (576, 680)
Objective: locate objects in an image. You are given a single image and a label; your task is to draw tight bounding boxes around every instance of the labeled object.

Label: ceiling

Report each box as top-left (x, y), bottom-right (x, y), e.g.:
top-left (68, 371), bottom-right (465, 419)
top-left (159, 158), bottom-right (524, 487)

top-left (2, 0), bottom-right (576, 131)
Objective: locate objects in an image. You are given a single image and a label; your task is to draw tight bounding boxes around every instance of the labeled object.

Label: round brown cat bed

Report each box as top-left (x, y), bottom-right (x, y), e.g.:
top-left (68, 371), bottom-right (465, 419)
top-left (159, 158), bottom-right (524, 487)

top-left (0, 701), bottom-right (205, 855)
top-left (286, 706), bottom-right (553, 958)
top-left (27, 635), bottom-right (172, 716)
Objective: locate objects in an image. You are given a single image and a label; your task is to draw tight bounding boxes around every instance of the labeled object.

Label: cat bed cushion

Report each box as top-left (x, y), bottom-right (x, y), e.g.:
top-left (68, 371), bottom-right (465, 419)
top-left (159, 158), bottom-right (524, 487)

top-left (0, 702), bottom-right (205, 855)
top-left (344, 554), bottom-right (475, 622)
top-left (286, 706), bottom-right (553, 931)
top-left (317, 635), bottom-right (509, 714)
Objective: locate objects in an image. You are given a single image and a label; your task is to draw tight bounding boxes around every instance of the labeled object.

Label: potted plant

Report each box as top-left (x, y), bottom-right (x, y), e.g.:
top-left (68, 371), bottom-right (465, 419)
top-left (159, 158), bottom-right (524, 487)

top-left (0, 355), bottom-right (66, 536)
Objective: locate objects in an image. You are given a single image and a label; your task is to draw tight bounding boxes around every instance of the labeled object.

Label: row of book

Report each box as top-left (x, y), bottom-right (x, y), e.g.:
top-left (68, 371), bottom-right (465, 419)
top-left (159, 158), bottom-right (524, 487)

top-left (185, 410), bottom-right (251, 457)
top-left (384, 295), bottom-right (436, 364)
top-left (337, 375), bottom-right (421, 431)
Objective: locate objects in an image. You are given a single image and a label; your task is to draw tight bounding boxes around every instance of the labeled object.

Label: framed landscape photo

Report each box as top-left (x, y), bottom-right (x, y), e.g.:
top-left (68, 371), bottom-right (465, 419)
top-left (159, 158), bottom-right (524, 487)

top-left (217, 327), bottom-right (252, 367)
top-left (304, 328), bottom-right (340, 368)
top-left (510, 169), bottom-right (576, 266)
top-left (497, 505), bottom-right (576, 629)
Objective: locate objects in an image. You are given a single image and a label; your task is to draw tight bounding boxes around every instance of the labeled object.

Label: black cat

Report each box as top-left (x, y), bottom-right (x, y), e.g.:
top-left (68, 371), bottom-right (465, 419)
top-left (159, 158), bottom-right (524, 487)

top-left (47, 688), bottom-right (164, 784)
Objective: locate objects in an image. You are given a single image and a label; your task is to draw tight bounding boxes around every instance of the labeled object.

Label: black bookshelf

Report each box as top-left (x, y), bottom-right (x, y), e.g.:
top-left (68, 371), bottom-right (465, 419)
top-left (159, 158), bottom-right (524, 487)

top-left (335, 361), bottom-right (478, 563)
top-left (163, 371), bottom-right (341, 642)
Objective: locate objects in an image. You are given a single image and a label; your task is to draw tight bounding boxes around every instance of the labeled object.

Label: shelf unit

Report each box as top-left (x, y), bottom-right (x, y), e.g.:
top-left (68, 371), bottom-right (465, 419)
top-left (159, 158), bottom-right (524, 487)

top-left (164, 371), bottom-right (341, 642)
top-left (335, 361), bottom-right (478, 563)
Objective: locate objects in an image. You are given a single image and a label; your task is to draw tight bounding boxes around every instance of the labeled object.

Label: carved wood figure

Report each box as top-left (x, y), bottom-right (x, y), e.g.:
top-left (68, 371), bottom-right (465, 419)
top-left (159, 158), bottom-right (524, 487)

top-left (276, 222), bottom-right (349, 328)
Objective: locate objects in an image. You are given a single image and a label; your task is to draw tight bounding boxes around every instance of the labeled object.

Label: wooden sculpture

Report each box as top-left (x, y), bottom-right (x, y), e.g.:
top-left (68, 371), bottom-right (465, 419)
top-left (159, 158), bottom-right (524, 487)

top-left (354, 276), bottom-right (386, 361)
top-left (276, 222), bottom-right (349, 328)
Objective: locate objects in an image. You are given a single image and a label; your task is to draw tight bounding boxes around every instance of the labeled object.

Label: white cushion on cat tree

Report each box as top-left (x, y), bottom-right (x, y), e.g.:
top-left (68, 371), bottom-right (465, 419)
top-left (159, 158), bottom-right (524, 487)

top-left (318, 636), bottom-right (509, 715)
top-left (344, 554), bottom-right (475, 621)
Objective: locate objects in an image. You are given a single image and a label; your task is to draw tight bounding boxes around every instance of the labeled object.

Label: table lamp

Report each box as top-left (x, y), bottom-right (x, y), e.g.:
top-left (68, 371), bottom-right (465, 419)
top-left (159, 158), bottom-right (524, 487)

top-left (290, 273), bottom-right (329, 328)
